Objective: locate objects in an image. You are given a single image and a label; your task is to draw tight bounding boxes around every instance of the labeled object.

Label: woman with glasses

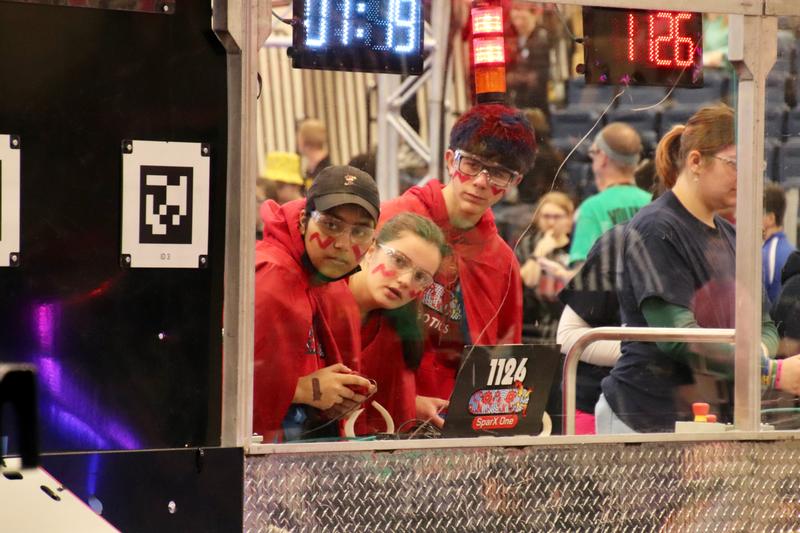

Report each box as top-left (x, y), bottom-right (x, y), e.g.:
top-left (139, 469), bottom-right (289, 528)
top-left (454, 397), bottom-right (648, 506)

top-left (253, 165), bottom-right (379, 442)
top-left (337, 213), bottom-right (448, 434)
top-left (517, 191), bottom-right (575, 342)
top-left (598, 105), bottom-right (800, 434)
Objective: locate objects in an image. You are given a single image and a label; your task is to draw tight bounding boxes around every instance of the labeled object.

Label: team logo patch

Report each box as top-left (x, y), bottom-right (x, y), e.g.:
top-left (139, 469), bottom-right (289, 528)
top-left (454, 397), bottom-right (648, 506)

top-left (421, 282), bottom-right (462, 321)
top-left (304, 325), bottom-right (325, 358)
top-left (468, 381), bottom-right (533, 416)
top-left (344, 175), bottom-right (357, 186)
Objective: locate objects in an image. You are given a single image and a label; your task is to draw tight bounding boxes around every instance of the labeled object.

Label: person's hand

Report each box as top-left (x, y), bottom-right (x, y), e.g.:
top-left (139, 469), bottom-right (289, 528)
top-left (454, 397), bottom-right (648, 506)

top-left (533, 230), bottom-right (565, 259)
top-left (415, 395), bottom-right (449, 428)
top-left (293, 363), bottom-right (373, 410)
top-left (777, 355), bottom-right (800, 396)
top-left (321, 379), bottom-right (378, 420)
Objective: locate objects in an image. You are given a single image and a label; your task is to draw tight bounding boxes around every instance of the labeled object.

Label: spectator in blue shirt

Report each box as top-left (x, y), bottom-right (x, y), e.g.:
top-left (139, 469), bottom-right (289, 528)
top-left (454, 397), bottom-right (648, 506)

top-left (763, 183), bottom-right (796, 304)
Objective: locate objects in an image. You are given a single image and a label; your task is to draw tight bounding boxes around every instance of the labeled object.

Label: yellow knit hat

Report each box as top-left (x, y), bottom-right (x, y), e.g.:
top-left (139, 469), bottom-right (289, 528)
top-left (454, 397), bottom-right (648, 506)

top-left (262, 152), bottom-right (304, 186)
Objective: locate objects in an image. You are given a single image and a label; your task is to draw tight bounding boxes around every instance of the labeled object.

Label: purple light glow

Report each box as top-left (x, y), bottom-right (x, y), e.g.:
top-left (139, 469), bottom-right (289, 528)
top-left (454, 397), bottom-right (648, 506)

top-left (37, 356), bottom-right (62, 396)
top-left (32, 302), bottom-right (142, 450)
top-left (36, 303), bottom-right (55, 352)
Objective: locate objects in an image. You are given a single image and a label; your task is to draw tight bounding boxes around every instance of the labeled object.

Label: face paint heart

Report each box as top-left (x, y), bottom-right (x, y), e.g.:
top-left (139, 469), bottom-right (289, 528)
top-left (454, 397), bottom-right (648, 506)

top-left (371, 263), bottom-right (397, 278)
top-left (454, 170), bottom-right (472, 184)
top-left (490, 185), bottom-right (505, 196)
top-left (409, 289), bottom-right (422, 299)
top-left (309, 232), bottom-right (335, 249)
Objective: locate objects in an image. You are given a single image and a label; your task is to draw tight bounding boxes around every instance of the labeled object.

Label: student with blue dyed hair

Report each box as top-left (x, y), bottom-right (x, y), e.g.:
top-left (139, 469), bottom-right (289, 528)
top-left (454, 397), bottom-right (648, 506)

top-left (379, 104), bottom-right (538, 426)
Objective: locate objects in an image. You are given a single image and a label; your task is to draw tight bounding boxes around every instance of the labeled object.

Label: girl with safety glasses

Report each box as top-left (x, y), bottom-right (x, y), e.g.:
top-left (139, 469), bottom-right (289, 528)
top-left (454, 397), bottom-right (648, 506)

top-left (320, 213), bottom-right (448, 434)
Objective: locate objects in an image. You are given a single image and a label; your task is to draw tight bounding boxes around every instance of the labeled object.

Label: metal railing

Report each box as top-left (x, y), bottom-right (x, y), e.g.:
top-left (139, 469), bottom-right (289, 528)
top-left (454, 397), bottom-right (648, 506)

top-left (562, 327), bottom-right (736, 435)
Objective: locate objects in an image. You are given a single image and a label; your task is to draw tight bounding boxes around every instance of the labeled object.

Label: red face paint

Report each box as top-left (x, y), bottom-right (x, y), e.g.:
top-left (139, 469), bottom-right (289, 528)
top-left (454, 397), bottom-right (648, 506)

top-left (371, 263), bottom-right (397, 278)
top-left (409, 289), bottom-right (422, 299)
top-left (309, 232), bottom-right (335, 249)
top-left (351, 244), bottom-right (365, 259)
top-left (490, 185), bottom-right (505, 196)
top-left (454, 170), bottom-right (472, 184)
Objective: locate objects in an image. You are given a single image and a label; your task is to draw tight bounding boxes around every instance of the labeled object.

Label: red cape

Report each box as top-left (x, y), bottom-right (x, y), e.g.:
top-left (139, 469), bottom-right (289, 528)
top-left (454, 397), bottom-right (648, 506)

top-left (379, 181), bottom-right (522, 400)
top-left (359, 312), bottom-right (417, 433)
top-left (316, 289), bottom-right (417, 435)
top-left (253, 199), bottom-right (360, 441)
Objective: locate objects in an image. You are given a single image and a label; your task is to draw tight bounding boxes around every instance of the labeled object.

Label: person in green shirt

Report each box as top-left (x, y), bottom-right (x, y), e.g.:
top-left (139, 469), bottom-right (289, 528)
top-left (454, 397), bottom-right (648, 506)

top-left (569, 122), bottom-right (652, 265)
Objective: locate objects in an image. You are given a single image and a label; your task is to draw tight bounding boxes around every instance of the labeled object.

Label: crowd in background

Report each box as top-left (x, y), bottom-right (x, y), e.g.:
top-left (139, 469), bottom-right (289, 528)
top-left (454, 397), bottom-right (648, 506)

top-left (253, 6), bottom-right (800, 439)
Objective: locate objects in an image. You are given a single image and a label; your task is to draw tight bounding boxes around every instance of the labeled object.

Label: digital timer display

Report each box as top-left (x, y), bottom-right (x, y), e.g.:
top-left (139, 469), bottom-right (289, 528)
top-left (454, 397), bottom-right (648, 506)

top-left (291, 0), bottom-right (423, 74)
top-left (582, 7), bottom-right (703, 87)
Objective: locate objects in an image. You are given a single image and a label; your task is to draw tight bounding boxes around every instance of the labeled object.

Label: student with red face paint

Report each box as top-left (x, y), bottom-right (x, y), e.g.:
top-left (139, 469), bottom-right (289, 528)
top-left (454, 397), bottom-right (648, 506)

top-left (253, 165), bottom-right (380, 442)
top-left (337, 213), bottom-right (448, 434)
top-left (379, 104), bottom-right (538, 427)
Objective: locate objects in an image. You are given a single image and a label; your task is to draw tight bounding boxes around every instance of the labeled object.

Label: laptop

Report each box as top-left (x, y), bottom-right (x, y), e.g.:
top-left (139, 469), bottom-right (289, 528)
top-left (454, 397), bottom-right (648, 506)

top-left (441, 344), bottom-right (561, 438)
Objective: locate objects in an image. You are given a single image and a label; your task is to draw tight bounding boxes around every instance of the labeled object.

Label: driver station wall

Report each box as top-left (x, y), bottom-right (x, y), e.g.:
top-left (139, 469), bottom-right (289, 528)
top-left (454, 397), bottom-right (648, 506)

top-left (0, 0), bottom-right (228, 453)
top-left (0, 1), bottom-right (243, 530)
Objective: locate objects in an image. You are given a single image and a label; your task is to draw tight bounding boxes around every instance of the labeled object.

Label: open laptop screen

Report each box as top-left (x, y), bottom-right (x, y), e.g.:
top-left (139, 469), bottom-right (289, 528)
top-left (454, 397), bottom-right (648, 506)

top-left (441, 344), bottom-right (561, 438)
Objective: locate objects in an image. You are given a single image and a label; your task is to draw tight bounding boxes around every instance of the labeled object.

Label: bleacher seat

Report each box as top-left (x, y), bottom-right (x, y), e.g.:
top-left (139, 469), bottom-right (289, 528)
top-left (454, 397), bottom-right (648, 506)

top-left (767, 83), bottom-right (787, 106)
top-left (639, 130), bottom-right (658, 158)
top-left (773, 57), bottom-right (792, 76)
top-left (777, 30), bottom-right (796, 72)
top-left (765, 138), bottom-right (780, 181)
top-left (550, 107), bottom-right (601, 141)
top-left (661, 104), bottom-right (697, 135)
top-left (607, 108), bottom-right (660, 139)
top-left (668, 70), bottom-right (727, 105)
top-left (765, 105), bottom-right (788, 139)
top-left (777, 137), bottom-right (800, 182)
top-left (565, 161), bottom-right (595, 201)
top-left (566, 78), bottom-right (617, 109)
top-left (766, 70), bottom-right (789, 108)
top-left (552, 136), bottom-right (591, 160)
top-left (785, 108), bottom-right (800, 139)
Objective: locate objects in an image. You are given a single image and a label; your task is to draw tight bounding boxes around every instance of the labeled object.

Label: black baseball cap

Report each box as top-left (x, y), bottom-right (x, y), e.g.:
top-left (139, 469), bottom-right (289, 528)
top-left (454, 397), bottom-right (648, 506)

top-left (306, 165), bottom-right (380, 222)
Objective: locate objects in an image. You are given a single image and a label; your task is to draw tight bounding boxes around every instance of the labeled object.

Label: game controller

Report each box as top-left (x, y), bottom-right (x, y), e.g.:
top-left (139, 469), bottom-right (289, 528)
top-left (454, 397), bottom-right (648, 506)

top-left (344, 371), bottom-right (375, 397)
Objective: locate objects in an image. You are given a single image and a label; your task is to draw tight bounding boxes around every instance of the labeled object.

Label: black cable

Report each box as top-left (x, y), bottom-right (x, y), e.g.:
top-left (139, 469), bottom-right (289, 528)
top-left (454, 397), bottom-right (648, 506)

top-left (272, 9), bottom-right (296, 26)
top-left (553, 4), bottom-right (583, 45)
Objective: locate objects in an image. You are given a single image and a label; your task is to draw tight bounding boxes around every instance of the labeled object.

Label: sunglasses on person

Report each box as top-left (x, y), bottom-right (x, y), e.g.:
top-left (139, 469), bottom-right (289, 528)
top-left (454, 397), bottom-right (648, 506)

top-left (377, 243), bottom-right (435, 289)
top-left (454, 150), bottom-right (523, 189)
top-left (310, 211), bottom-right (376, 245)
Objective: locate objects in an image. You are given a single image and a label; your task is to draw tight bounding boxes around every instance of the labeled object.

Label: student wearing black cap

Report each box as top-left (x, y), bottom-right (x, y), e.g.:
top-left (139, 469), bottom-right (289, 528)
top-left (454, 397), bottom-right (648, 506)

top-left (253, 165), bottom-right (379, 442)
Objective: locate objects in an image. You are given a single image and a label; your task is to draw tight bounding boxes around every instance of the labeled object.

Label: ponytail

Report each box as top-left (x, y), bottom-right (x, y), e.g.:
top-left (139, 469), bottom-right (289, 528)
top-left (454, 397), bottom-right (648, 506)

top-left (655, 125), bottom-right (685, 190)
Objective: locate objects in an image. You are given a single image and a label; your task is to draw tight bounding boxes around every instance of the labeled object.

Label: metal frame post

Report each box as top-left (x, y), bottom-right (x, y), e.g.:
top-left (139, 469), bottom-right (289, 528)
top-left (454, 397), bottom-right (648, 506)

top-left (213, 0), bottom-right (270, 448)
top-left (729, 14), bottom-right (777, 432)
top-left (427, 0), bottom-right (452, 183)
top-left (376, 73), bottom-right (402, 201)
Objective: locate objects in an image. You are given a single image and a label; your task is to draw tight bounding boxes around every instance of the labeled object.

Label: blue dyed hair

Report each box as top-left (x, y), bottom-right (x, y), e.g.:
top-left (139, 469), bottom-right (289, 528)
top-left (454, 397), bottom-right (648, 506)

top-left (449, 104), bottom-right (538, 173)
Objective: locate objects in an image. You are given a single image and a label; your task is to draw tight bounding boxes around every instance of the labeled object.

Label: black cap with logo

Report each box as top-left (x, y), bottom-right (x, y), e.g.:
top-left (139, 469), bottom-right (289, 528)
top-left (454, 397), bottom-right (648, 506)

top-left (306, 165), bottom-right (380, 222)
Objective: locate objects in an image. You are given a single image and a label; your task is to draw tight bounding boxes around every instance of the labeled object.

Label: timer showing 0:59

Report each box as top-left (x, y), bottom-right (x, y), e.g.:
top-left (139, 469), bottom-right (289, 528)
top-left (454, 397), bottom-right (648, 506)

top-left (303, 0), bottom-right (420, 55)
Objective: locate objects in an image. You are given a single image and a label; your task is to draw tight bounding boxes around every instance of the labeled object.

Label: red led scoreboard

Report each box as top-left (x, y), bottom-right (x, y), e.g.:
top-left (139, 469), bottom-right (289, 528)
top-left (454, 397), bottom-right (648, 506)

top-left (582, 7), bottom-right (703, 87)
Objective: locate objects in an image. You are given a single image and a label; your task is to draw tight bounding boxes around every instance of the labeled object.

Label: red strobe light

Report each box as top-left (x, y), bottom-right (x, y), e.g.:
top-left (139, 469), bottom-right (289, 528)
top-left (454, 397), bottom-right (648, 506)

top-left (472, 6), bottom-right (503, 35)
top-left (473, 36), bottom-right (505, 65)
top-left (471, 3), bottom-right (506, 101)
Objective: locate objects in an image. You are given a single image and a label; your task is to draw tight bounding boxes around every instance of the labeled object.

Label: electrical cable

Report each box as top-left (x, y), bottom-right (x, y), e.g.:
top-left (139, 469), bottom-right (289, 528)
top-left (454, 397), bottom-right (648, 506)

top-left (553, 4), bottom-right (583, 45)
top-left (272, 9), bottom-right (295, 26)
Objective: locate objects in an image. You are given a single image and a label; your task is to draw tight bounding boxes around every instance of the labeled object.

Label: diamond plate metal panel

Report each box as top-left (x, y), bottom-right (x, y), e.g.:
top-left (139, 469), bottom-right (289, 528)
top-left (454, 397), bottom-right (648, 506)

top-left (245, 441), bottom-right (800, 532)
